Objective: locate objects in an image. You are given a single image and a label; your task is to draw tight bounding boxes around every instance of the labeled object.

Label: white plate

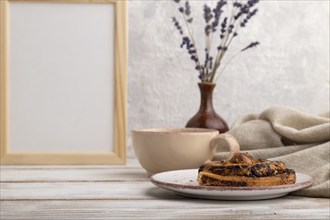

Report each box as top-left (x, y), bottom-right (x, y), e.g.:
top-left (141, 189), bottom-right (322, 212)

top-left (150, 169), bottom-right (314, 200)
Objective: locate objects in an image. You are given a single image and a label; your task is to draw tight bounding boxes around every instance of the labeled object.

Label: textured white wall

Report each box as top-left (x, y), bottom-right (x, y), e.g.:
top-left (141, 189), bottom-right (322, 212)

top-left (128, 0), bottom-right (329, 157)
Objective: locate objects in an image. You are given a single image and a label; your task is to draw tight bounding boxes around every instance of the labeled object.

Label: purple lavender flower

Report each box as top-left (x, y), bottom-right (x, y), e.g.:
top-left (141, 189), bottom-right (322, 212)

top-left (220, 17), bottom-right (228, 38)
top-left (203, 4), bottom-right (213, 36)
top-left (209, 56), bottom-right (213, 69)
top-left (212, 0), bottom-right (226, 32)
top-left (233, 1), bottom-right (242, 8)
top-left (241, 5), bottom-right (250, 14)
top-left (203, 4), bottom-right (213, 23)
top-left (228, 24), bottom-right (234, 34)
top-left (241, 41), bottom-right (260, 51)
top-left (180, 36), bottom-right (201, 71)
top-left (180, 37), bottom-right (190, 48)
top-left (185, 1), bottom-right (191, 16)
top-left (189, 49), bottom-right (197, 54)
top-left (171, 0), bottom-right (260, 82)
top-left (205, 25), bottom-right (212, 36)
top-left (172, 17), bottom-right (183, 35)
top-left (234, 12), bottom-right (242, 20)
top-left (198, 72), bottom-right (204, 80)
top-left (248, 0), bottom-right (259, 7)
top-left (235, 3), bottom-right (250, 20)
top-left (249, 8), bottom-right (258, 17)
top-left (217, 46), bottom-right (228, 51)
top-left (241, 9), bottom-right (258, 27)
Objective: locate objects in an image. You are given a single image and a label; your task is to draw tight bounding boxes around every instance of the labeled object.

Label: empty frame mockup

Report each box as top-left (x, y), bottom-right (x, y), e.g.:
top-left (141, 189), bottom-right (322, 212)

top-left (0, 0), bottom-right (127, 164)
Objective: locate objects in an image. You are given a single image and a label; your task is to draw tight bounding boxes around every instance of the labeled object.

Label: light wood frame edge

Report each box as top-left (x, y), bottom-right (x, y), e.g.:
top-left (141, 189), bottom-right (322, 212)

top-left (0, 0), bottom-right (127, 165)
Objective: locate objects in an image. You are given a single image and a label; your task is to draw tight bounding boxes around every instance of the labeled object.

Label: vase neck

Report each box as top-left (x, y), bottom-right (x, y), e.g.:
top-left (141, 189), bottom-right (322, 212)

top-left (198, 83), bottom-right (215, 112)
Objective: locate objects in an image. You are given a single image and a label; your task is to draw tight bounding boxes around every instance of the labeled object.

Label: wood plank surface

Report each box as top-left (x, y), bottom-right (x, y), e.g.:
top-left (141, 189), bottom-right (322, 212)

top-left (1, 182), bottom-right (179, 200)
top-left (0, 159), bottom-right (140, 170)
top-left (0, 160), bottom-right (144, 182)
top-left (0, 160), bottom-right (329, 220)
top-left (1, 197), bottom-right (329, 220)
top-left (0, 167), bottom-right (147, 182)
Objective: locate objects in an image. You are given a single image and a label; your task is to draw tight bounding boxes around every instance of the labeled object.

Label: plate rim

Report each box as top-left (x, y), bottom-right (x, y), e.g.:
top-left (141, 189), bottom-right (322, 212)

top-left (150, 169), bottom-right (314, 192)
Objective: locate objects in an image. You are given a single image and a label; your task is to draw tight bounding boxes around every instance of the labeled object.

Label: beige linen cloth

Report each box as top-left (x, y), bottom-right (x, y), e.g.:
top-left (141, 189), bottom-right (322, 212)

top-left (213, 106), bottom-right (330, 198)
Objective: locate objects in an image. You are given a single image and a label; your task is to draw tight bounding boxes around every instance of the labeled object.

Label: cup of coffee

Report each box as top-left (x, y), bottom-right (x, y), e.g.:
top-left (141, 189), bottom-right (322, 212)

top-left (132, 128), bottom-right (240, 175)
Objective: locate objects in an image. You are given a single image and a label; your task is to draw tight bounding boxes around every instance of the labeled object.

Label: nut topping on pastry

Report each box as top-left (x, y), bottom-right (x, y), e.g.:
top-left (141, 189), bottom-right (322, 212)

top-left (198, 134), bottom-right (296, 187)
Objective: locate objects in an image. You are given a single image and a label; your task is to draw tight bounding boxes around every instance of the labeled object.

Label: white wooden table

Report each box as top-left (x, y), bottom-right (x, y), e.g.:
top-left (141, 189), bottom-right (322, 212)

top-left (1, 159), bottom-right (329, 220)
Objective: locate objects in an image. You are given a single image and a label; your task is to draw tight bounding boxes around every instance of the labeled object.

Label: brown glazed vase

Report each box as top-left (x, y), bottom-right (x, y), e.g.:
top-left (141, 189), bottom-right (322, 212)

top-left (186, 83), bottom-right (229, 134)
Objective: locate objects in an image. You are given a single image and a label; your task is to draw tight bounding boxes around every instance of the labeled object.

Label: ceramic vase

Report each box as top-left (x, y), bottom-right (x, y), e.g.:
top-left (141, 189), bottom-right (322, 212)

top-left (186, 82), bottom-right (229, 133)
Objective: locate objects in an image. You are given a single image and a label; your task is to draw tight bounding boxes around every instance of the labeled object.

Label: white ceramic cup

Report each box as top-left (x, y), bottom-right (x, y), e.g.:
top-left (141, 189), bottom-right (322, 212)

top-left (132, 128), bottom-right (240, 175)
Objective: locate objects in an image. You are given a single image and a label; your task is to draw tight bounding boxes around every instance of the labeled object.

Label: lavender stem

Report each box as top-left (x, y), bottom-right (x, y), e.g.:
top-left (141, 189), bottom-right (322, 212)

top-left (214, 50), bottom-right (241, 81)
top-left (180, 12), bottom-right (204, 81)
top-left (210, 5), bottom-right (238, 82)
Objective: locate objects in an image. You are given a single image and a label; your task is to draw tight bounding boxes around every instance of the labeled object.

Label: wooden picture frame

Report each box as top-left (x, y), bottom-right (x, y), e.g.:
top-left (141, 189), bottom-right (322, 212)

top-left (0, 0), bottom-right (127, 164)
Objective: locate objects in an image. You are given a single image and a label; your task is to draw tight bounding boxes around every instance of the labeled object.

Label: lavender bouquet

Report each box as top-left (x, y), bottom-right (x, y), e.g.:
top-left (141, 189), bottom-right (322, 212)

top-left (172, 0), bottom-right (260, 82)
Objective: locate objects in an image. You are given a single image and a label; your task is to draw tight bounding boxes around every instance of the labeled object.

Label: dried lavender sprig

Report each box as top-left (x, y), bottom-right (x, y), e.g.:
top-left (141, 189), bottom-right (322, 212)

top-left (215, 0), bottom-right (259, 71)
top-left (224, 0), bottom-right (259, 56)
top-left (234, 2), bottom-right (251, 20)
top-left (180, 36), bottom-right (189, 48)
top-left (241, 41), bottom-right (259, 51)
top-left (203, 0), bottom-right (227, 81)
top-left (230, 1), bottom-right (259, 45)
top-left (228, 24), bottom-right (234, 34)
top-left (241, 8), bottom-right (258, 27)
top-left (180, 37), bottom-right (200, 69)
top-left (214, 0), bottom-right (259, 82)
top-left (178, 1), bottom-right (193, 23)
top-left (180, 37), bottom-right (196, 56)
top-left (204, 4), bottom-right (213, 36)
top-left (204, 0), bottom-right (226, 78)
top-left (203, 4), bottom-right (213, 23)
top-left (205, 25), bottom-right (212, 36)
top-left (172, 17), bottom-right (183, 35)
top-left (235, 0), bottom-right (258, 21)
top-left (233, 1), bottom-right (242, 8)
top-left (247, 0), bottom-right (259, 7)
top-left (210, 1), bottom-right (241, 82)
top-left (181, 5), bottom-right (203, 78)
top-left (209, 56), bottom-right (213, 70)
top-left (199, 67), bottom-right (205, 80)
top-left (204, 53), bottom-right (209, 71)
top-left (220, 17), bottom-right (228, 39)
top-left (173, 0), bottom-right (204, 79)
top-left (185, 1), bottom-right (191, 16)
top-left (214, 41), bottom-right (260, 81)
top-left (212, 0), bottom-right (226, 32)
top-left (217, 46), bottom-right (227, 51)
top-left (171, 0), bottom-right (260, 82)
